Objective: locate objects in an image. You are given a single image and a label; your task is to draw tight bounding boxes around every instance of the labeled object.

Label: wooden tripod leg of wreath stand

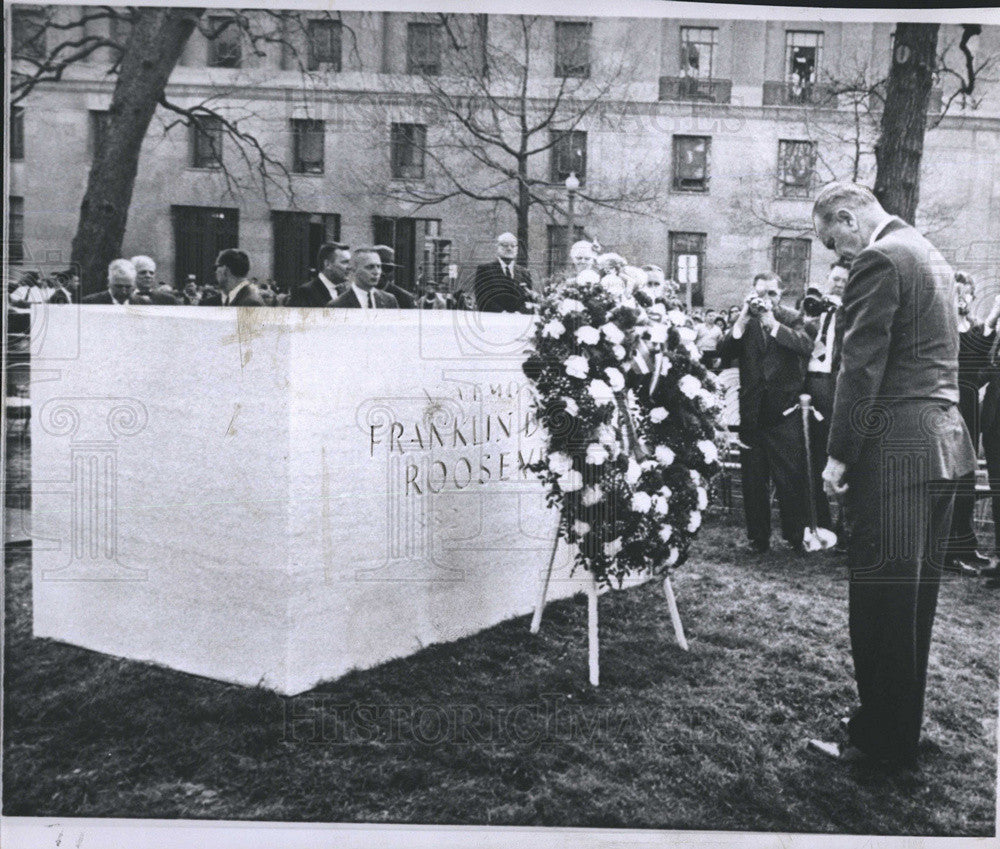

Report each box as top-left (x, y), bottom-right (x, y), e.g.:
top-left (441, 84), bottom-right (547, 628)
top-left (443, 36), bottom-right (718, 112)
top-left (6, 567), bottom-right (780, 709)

top-left (530, 530), bottom-right (560, 635)
top-left (587, 572), bottom-right (600, 686)
top-left (663, 575), bottom-right (689, 651)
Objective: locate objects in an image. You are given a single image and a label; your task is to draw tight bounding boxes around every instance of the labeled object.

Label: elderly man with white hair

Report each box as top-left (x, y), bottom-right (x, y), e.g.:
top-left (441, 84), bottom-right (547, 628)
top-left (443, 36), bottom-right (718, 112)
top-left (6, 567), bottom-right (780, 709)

top-left (82, 259), bottom-right (138, 305)
top-left (130, 255), bottom-right (178, 304)
top-left (472, 232), bottom-right (535, 313)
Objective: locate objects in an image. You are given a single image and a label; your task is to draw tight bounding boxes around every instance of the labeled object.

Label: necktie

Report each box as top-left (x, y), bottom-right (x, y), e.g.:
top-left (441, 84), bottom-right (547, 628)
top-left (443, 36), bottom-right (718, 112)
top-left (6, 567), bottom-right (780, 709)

top-left (505, 263), bottom-right (513, 280)
top-left (816, 311), bottom-right (832, 362)
top-left (368, 291), bottom-right (375, 310)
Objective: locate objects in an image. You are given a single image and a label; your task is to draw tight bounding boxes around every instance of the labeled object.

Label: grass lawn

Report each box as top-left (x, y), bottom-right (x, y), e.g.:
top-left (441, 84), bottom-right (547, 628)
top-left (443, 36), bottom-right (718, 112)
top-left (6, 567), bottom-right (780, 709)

top-left (4, 506), bottom-right (998, 833)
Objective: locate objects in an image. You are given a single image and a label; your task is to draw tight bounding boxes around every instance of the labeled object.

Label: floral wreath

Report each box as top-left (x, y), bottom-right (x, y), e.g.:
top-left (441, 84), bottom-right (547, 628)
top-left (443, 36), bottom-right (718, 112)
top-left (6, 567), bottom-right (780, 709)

top-left (522, 254), bottom-right (722, 588)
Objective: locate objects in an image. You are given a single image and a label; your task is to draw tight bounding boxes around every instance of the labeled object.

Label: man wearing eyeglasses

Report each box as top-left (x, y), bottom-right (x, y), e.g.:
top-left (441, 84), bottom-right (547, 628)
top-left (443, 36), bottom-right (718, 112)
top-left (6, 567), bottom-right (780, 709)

top-left (716, 271), bottom-right (814, 555)
top-left (472, 232), bottom-right (535, 313)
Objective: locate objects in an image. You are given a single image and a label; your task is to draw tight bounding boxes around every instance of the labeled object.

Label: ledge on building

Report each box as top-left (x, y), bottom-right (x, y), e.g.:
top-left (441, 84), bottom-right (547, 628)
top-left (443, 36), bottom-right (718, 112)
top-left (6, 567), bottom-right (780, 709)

top-left (659, 76), bottom-right (733, 105)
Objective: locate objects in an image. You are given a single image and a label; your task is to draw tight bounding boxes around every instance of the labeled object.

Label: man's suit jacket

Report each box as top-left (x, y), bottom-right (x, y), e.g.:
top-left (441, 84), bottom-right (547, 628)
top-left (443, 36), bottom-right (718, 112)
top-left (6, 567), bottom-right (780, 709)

top-left (981, 344), bottom-right (1000, 447)
top-left (81, 290), bottom-right (122, 304)
top-left (134, 287), bottom-right (180, 305)
top-left (225, 283), bottom-right (265, 307)
top-left (380, 281), bottom-right (416, 309)
top-left (957, 323), bottom-right (993, 448)
top-left (47, 287), bottom-right (75, 304)
top-left (716, 304), bottom-right (813, 433)
top-left (287, 276), bottom-right (339, 307)
top-left (827, 217), bottom-right (975, 479)
top-left (473, 260), bottom-right (535, 313)
top-left (330, 287), bottom-right (399, 309)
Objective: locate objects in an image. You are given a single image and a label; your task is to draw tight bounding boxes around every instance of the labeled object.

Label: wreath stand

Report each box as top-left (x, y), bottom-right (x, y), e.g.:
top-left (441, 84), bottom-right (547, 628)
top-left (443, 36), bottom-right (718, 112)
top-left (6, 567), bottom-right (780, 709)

top-left (529, 528), bottom-right (689, 686)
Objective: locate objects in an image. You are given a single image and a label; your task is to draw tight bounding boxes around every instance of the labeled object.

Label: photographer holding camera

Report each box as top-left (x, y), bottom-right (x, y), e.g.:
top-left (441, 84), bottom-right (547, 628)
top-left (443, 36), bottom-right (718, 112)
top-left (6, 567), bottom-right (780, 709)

top-left (717, 272), bottom-right (815, 554)
top-left (802, 260), bottom-right (849, 534)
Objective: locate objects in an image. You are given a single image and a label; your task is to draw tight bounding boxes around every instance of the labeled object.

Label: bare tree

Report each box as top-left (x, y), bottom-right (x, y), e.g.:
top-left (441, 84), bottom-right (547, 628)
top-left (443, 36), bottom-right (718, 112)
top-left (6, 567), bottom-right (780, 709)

top-left (373, 14), bottom-right (664, 265)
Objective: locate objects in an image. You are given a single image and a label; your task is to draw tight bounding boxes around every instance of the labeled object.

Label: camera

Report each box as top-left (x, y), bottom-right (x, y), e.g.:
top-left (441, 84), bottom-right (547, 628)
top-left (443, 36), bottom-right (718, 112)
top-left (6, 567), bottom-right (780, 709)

top-left (747, 295), bottom-right (771, 317)
top-left (802, 290), bottom-right (836, 317)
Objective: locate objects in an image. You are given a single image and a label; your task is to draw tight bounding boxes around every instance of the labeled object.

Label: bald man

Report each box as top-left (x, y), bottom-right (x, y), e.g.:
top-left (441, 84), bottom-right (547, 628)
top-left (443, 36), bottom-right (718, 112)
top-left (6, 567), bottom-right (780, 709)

top-left (472, 232), bottom-right (535, 313)
top-left (82, 259), bottom-right (138, 305)
top-left (131, 255), bottom-right (178, 304)
top-left (329, 249), bottom-right (399, 309)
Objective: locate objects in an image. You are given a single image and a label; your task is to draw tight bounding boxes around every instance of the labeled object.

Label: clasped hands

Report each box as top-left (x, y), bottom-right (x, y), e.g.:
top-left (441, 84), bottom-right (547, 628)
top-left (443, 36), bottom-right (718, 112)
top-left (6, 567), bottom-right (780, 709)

top-left (822, 457), bottom-right (848, 497)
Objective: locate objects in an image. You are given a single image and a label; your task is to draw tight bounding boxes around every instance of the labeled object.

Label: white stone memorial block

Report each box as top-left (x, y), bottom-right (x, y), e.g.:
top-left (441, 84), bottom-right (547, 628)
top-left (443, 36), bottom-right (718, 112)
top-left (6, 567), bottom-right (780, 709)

top-left (31, 307), bottom-right (583, 694)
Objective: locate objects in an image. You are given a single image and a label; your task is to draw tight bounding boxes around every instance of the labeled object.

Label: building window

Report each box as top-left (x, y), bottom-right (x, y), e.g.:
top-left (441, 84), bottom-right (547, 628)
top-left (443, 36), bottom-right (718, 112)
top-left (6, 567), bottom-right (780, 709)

top-left (672, 136), bottom-right (710, 192)
top-left (669, 232), bottom-right (706, 307)
top-left (785, 31), bottom-right (823, 101)
top-left (680, 27), bottom-right (716, 80)
top-left (171, 206), bottom-right (239, 287)
top-left (8, 197), bottom-right (25, 264)
top-left (555, 21), bottom-right (591, 78)
top-left (272, 211), bottom-right (340, 285)
top-left (546, 224), bottom-right (587, 277)
top-left (550, 130), bottom-right (587, 184)
top-left (307, 19), bottom-right (341, 71)
top-left (390, 123), bottom-right (426, 180)
top-left (292, 119), bottom-right (324, 174)
top-left (190, 116), bottom-right (223, 168)
top-left (207, 16), bottom-right (242, 68)
top-left (12, 8), bottom-right (46, 61)
top-left (777, 140), bottom-right (816, 198)
top-left (407, 22), bottom-right (441, 75)
top-left (772, 237), bottom-right (812, 294)
top-left (89, 110), bottom-right (112, 157)
top-left (11, 108), bottom-right (25, 161)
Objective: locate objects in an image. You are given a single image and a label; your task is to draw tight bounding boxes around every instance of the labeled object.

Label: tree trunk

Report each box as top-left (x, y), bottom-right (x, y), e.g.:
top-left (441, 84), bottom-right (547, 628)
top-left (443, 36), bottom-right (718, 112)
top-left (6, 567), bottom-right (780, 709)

top-left (516, 154), bottom-right (531, 267)
top-left (873, 23), bottom-right (939, 225)
top-left (71, 7), bottom-right (203, 294)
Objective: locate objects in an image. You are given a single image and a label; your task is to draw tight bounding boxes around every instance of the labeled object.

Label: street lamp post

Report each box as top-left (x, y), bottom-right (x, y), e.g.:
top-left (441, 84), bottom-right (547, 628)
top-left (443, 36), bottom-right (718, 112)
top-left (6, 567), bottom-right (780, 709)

top-left (565, 171), bottom-right (579, 268)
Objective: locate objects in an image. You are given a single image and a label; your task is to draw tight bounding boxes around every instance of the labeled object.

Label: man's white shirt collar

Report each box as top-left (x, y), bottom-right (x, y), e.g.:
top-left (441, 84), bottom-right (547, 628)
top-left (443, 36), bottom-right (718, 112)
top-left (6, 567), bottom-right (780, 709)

top-left (868, 215), bottom-right (897, 247)
top-left (224, 279), bottom-right (251, 305)
top-left (318, 272), bottom-right (338, 299)
top-left (352, 283), bottom-right (372, 309)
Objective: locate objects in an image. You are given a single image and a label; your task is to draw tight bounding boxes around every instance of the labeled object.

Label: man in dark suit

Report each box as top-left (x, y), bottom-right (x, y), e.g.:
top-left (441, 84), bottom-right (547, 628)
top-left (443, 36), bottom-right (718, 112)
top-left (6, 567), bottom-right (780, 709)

top-left (372, 245), bottom-right (416, 309)
top-left (131, 256), bottom-right (178, 304)
top-left (473, 232), bottom-right (535, 313)
top-left (810, 182), bottom-right (975, 770)
top-left (82, 258), bottom-right (137, 304)
top-left (716, 271), bottom-right (814, 553)
top-left (215, 249), bottom-right (264, 306)
top-left (803, 260), bottom-right (848, 532)
top-left (329, 248), bottom-right (399, 309)
top-left (287, 243), bottom-right (350, 307)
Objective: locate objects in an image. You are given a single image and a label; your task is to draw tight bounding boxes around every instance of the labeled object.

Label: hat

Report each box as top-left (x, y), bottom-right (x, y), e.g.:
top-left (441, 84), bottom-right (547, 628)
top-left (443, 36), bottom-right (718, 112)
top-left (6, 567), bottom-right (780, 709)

top-left (372, 245), bottom-right (400, 268)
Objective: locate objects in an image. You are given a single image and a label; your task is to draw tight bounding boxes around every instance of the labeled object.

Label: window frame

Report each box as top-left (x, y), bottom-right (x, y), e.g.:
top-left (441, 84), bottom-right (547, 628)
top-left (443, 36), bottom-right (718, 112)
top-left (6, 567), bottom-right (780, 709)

top-left (672, 135), bottom-right (711, 193)
top-left (307, 19), bottom-right (342, 71)
top-left (12, 8), bottom-right (46, 61)
top-left (8, 196), bottom-right (25, 264)
top-left (784, 30), bottom-right (823, 87)
top-left (11, 108), bottom-right (25, 161)
top-left (554, 21), bottom-right (592, 79)
top-left (771, 236), bottom-right (812, 293)
top-left (668, 231), bottom-right (707, 307)
top-left (190, 116), bottom-right (224, 169)
top-left (292, 118), bottom-right (325, 174)
top-left (776, 139), bottom-right (816, 199)
top-left (207, 16), bottom-right (242, 69)
top-left (390, 122), bottom-right (427, 180)
top-left (549, 129), bottom-right (588, 185)
top-left (406, 21), bottom-right (442, 76)
top-left (679, 26), bottom-right (717, 81)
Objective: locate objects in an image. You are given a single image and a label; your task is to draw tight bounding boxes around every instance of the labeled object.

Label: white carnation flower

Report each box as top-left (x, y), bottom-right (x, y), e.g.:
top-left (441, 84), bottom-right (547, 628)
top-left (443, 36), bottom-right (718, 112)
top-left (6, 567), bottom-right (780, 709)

top-left (640, 459), bottom-right (659, 472)
top-left (667, 309), bottom-right (688, 327)
top-left (625, 458), bottom-right (642, 485)
top-left (678, 374), bottom-right (702, 399)
top-left (548, 452), bottom-right (573, 476)
top-left (585, 443), bottom-right (608, 465)
top-left (562, 396), bottom-right (579, 416)
top-left (685, 343), bottom-right (702, 361)
top-left (631, 491), bottom-right (653, 513)
top-left (603, 537), bottom-right (623, 558)
top-left (596, 423), bottom-right (617, 446)
top-left (698, 389), bottom-right (720, 410)
top-left (564, 355), bottom-right (590, 380)
top-left (587, 379), bottom-right (615, 406)
top-left (677, 326), bottom-right (698, 344)
top-left (612, 344), bottom-right (627, 361)
top-left (647, 303), bottom-right (667, 321)
top-left (658, 524), bottom-right (674, 543)
top-left (601, 273), bottom-right (626, 297)
top-left (572, 520), bottom-right (591, 537)
top-left (665, 547), bottom-right (680, 567)
top-left (621, 266), bottom-right (649, 289)
top-left (542, 319), bottom-right (566, 339)
top-left (576, 269), bottom-right (600, 286)
top-left (697, 486), bottom-right (709, 510)
top-left (560, 470), bottom-right (584, 492)
top-left (604, 367), bottom-right (625, 392)
top-left (557, 298), bottom-right (586, 316)
top-left (659, 485), bottom-right (673, 501)
top-left (652, 495), bottom-right (670, 516)
top-left (649, 406), bottom-right (668, 423)
top-left (581, 485), bottom-right (603, 507)
top-left (687, 511), bottom-right (702, 532)
top-left (647, 324), bottom-right (668, 345)
top-left (697, 439), bottom-right (719, 464)
top-left (655, 445), bottom-right (675, 466)
top-left (601, 322), bottom-right (625, 345)
top-left (659, 356), bottom-right (672, 376)
top-left (575, 325), bottom-right (601, 346)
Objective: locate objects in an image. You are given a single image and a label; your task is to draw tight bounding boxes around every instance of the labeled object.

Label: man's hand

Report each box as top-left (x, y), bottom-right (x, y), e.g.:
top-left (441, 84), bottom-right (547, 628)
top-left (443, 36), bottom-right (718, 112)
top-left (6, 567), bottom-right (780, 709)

top-left (758, 306), bottom-right (778, 333)
top-left (823, 457), bottom-right (848, 497)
